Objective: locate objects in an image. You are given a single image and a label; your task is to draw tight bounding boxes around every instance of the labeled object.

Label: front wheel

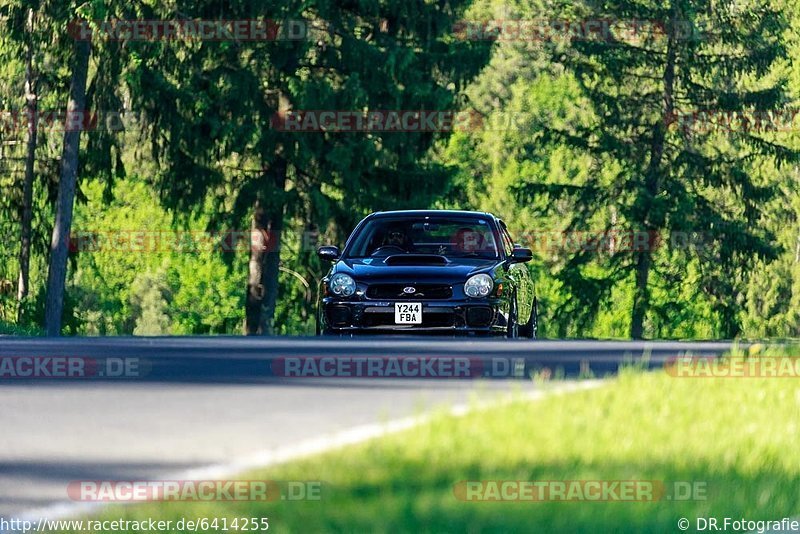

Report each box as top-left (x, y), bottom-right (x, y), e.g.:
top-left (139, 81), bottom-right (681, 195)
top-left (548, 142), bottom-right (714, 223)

top-left (506, 298), bottom-right (519, 339)
top-left (519, 297), bottom-right (538, 339)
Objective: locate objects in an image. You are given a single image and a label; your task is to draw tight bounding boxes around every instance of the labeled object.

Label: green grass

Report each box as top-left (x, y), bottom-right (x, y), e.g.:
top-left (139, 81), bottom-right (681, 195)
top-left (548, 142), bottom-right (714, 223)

top-left (0, 319), bottom-right (43, 336)
top-left (53, 355), bottom-right (800, 533)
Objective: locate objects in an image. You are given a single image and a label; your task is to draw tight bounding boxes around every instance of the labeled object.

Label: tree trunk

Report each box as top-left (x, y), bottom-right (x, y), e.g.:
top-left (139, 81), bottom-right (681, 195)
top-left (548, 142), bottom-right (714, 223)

top-left (630, 252), bottom-right (653, 339)
top-left (17, 7), bottom-right (38, 319)
top-left (630, 3), bottom-right (678, 339)
top-left (245, 158), bottom-right (287, 335)
top-left (43, 38), bottom-right (90, 336)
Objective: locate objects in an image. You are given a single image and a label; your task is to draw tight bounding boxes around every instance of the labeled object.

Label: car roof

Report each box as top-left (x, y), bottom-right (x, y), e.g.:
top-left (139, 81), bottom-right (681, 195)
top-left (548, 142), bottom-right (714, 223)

top-left (367, 209), bottom-right (497, 220)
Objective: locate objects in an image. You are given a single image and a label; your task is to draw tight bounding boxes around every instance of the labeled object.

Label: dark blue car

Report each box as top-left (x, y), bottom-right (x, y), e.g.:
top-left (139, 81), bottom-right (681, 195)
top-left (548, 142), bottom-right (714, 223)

top-left (316, 210), bottom-right (537, 337)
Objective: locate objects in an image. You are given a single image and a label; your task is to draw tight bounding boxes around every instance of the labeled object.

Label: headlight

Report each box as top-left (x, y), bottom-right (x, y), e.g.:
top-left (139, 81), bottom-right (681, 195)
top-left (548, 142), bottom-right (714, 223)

top-left (329, 273), bottom-right (356, 297)
top-left (464, 274), bottom-right (493, 298)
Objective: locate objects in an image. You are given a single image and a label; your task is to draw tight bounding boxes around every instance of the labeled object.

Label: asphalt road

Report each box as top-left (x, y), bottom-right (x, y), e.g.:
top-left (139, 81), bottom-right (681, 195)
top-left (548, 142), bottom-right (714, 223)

top-left (0, 337), bottom-right (739, 521)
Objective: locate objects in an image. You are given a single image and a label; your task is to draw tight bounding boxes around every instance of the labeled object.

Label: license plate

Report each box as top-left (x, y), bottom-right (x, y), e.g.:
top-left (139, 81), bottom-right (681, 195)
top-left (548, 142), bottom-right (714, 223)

top-left (395, 302), bottom-right (422, 324)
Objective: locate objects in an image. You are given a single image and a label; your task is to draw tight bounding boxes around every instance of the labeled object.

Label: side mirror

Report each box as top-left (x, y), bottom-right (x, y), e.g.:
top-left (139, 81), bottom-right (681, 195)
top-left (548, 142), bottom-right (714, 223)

top-left (317, 245), bottom-right (340, 261)
top-left (510, 247), bottom-right (533, 263)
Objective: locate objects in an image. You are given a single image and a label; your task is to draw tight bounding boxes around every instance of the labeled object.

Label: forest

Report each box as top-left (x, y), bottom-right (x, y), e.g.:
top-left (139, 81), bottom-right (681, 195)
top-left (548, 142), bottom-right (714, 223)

top-left (1, 0), bottom-right (799, 339)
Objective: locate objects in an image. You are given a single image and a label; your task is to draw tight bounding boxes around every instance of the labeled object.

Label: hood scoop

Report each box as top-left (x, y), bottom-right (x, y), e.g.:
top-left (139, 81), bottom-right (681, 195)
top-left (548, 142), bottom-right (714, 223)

top-left (384, 254), bottom-right (449, 266)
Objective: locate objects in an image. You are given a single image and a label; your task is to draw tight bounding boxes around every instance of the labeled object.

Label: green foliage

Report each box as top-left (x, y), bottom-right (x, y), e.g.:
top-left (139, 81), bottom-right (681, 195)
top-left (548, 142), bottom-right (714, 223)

top-left (129, 270), bottom-right (170, 335)
top-left (442, 0), bottom-right (800, 339)
top-left (0, 319), bottom-right (43, 335)
top-left (166, 255), bottom-right (243, 334)
top-left (70, 178), bottom-right (245, 334)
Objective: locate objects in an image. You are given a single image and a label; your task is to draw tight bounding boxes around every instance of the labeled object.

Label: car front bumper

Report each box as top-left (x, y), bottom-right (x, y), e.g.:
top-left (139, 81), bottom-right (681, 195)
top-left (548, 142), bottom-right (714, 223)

top-left (319, 297), bottom-right (510, 335)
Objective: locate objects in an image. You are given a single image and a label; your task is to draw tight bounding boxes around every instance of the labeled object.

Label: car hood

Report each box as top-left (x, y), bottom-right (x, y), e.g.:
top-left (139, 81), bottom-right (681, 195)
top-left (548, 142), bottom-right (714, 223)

top-left (333, 257), bottom-right (497, 283)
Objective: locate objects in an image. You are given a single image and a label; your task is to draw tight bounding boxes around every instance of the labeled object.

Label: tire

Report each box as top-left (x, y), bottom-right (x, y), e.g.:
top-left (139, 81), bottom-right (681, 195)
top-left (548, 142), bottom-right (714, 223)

top-left (507, 298), bottom-right (520, 339)
top-left (520, 297), bottom-right (538, 339)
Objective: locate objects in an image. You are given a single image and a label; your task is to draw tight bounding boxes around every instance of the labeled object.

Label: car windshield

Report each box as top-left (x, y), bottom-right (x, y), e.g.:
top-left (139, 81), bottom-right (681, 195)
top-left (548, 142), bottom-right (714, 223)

top-left (345, 217), bottom-right (499, 259)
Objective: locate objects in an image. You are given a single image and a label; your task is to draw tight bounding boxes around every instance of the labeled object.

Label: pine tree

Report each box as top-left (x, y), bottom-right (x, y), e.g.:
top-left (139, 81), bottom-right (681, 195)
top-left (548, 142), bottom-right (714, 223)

top-left (518, 0), bottom-right (800, 338)
top-left (130, 1), bottom-right (492, 334)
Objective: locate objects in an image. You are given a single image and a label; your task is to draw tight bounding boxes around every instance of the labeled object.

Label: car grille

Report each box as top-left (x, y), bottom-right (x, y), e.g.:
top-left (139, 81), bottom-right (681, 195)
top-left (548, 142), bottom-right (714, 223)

top-left (466, 306), bottom-right (494, 327)
top-left (326, 305), bottom-right (352, 327)
top-left (362, 310), bottom-right (456, 328)
top-left (366, 284), bottom-right (453, 300)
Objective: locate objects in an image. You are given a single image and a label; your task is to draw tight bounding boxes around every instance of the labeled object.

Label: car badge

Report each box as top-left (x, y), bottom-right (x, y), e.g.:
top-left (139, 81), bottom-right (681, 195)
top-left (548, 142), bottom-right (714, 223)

top-left (363, 259), bottom-right (373, 264)
top-left (403, 287), bottom-right (416, 294)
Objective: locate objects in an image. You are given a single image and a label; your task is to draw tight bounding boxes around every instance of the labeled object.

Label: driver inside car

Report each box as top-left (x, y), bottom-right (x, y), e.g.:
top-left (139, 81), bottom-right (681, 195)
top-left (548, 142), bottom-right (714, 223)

top-left (370, 224), bottom-right (413, 255)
